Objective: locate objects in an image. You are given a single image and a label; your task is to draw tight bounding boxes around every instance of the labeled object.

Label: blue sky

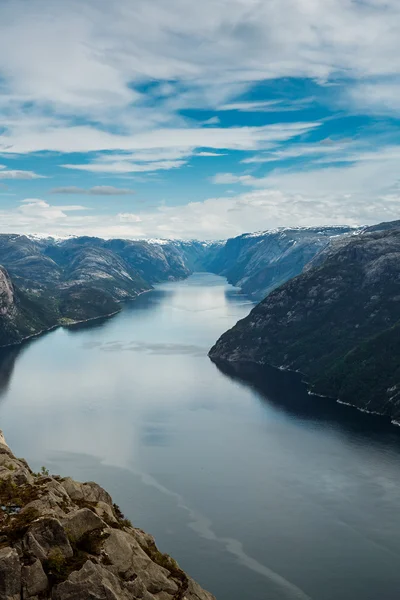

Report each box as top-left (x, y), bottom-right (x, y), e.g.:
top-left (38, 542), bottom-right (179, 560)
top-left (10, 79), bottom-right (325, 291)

top-left (0, 0), bottom-right (400, 239)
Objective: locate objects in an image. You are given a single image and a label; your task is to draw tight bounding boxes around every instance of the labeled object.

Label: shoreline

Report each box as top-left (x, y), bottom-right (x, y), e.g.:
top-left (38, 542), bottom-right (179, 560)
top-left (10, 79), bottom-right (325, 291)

top-left (210, 356), bottom-right (397, 427)
top-left (0, 288), bottom-right (153, 350)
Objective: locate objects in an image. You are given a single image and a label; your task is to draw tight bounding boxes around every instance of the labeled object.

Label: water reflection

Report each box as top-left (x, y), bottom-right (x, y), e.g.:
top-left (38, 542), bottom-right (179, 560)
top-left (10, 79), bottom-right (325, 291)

top-left (0, 346), bottom-right (23, 398)
top-left (213, 359), bottom-right (400, 442)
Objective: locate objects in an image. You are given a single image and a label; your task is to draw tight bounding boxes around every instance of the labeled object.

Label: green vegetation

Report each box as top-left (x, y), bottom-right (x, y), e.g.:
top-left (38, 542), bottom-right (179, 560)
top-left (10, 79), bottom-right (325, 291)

top-left (210, 227), bottom-right (400, 418)
top-left (313, 321), bottom-right (400, 413)
top-left (112, 503), bottom-right (132, 528)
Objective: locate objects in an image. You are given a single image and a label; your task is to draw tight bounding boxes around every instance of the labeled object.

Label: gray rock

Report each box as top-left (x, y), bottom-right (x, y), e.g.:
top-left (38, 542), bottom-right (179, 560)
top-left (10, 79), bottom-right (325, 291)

top-left (63, 508), bottom-right (105, 542)
top-left (52, 560), bottom-right (132, 600)
top-left (0, 546), bottom-right (21, 600)
top-left (22, 559), bottom-right (48, 598)
top-left (102, 529), bottom-right (178, 596)
top-left (24, 517), bottom-right (73, 561)
top-left (0, 433), bottom-right (215, 600)
top-left (93, 501), bottom-right (118, 525)
top-left (61, 478), bottom-right (113, 506)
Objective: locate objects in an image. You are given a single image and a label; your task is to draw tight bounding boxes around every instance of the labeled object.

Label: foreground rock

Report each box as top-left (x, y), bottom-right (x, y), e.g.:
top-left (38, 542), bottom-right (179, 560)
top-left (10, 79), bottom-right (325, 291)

top-left (0, 431), bottom-right (215, 600)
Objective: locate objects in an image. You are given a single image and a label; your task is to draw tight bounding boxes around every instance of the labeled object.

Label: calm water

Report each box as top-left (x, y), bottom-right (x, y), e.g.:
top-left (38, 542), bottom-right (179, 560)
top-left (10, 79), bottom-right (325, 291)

top-left (1, 273), bottom-right (400, 600)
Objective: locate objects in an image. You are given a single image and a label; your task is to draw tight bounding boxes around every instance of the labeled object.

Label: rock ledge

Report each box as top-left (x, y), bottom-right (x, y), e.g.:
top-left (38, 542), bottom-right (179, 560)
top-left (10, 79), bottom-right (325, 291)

top-left (0, 431), bottom-right (215, 600)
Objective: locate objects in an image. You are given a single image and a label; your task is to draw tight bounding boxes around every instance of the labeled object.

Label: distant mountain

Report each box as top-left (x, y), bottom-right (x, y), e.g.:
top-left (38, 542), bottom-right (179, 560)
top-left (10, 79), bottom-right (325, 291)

top-left (209, 221), bottom-right (400, 421)
top-left (208, 226), bottom-right (358, 299)
top-left (0, 235), bottom-right (220, 345)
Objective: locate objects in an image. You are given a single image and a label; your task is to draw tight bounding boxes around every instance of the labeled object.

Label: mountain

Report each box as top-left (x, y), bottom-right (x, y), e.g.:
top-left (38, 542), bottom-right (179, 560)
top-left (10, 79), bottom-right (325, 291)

top-left (209, 223), bottom-right (400, 421)
top-left (208, 226), bottom-right (358, 299)
top-left (0, 267), bottom-right (59, 346)
top-left (0, 431), bottom-right (214, 600)
top-left (0, 235), bottom-right (220, 345)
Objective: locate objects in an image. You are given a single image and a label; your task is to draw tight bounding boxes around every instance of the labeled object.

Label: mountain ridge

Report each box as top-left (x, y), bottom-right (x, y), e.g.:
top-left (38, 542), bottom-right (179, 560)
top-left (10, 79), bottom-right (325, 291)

top-left (209, 222), bottom-right (400, 421)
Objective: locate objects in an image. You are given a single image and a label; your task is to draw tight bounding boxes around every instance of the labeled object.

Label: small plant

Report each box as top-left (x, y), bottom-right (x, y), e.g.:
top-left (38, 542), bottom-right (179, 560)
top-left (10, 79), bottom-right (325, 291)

top-left (45, 548), bottom-right (66, 574)
top-left (40, 466), bottom-right (50, 476)
top-left (120, 518), bottom-right (132, 528)
top-left (112, 503), bottom-right (132, 528)
top-left (112, 503), bottom-right (124, 520)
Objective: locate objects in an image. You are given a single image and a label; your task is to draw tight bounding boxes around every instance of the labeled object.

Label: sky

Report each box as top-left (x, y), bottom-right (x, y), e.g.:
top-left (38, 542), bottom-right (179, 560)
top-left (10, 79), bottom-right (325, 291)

top-left (0, 0), bottom-right (400, 240)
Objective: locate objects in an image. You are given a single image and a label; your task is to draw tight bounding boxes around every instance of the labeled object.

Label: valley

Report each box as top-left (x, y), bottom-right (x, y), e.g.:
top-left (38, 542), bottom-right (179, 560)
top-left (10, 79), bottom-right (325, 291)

top-left (1, 274), bottom-right (400, 600)
top-left (0, 220), bottom-right (399, 599)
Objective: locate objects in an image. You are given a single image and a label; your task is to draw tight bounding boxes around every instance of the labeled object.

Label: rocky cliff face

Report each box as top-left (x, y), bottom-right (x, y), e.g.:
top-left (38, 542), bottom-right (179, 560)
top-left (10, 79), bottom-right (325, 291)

top-left (209, 224), bottom-right (400, 421)
top-left (0, 268), bottom-right (14, 317)
top-left (0, 431), bottom-right (215, 600)
top-left (208, 226), bottom-right (358, 299)
top-left (0, 267), bottom-right (59, 346)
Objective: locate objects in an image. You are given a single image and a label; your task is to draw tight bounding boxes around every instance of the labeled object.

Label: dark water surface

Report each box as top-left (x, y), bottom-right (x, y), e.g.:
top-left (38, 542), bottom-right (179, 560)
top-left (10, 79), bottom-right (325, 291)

top-left (1, 273), bottom-right (400, 600)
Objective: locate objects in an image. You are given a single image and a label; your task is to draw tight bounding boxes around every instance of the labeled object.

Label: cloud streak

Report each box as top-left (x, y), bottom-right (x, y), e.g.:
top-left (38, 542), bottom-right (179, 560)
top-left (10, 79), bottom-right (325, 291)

top-left (0, 166), bottom-right (45, 180)
top-left (51, 186), bottom-right (135, 195)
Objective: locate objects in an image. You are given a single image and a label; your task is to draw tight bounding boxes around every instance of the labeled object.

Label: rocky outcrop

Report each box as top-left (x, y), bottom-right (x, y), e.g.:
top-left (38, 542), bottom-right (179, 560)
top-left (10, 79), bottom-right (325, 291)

top-left (208, 226), bottom-right (358, 299)
top-left (0, 431), bottom-right (215, 600)
top-left (0, 268), bottom-right (15, 317)
top-left (0, 267), bottom-right (59, 347)
top-left (209, 224), bottom-right (400, 421)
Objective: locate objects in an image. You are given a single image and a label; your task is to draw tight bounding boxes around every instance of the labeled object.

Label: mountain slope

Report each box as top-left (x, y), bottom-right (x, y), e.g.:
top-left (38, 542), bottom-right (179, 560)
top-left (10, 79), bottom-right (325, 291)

top-left (0, 235), bottom-right (222, 345)
top-left (0, 267), bottom-right (59, 345)
top-left (208, 226), bottom-right (357, 299)
top-left (209, 225), bottom-right (400, 420)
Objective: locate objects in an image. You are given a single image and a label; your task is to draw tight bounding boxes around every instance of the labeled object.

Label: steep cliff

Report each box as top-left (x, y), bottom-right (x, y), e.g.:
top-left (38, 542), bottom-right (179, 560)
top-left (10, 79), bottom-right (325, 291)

top-left (208, 226), bottom-right (357, 299)
top-left (0, 431), bottom-right (215, 600)
top-left (209, 225), bottom-right (400, 420)
top-left (0, 267), bottom-right (59, 346)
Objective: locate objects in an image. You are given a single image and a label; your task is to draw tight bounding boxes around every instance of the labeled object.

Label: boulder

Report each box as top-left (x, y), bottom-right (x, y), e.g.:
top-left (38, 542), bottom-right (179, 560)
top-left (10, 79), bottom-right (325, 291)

top-left (62, 508), bottom-right (105, 542)
top-left (52, 560), bottom-right (132, 600)
top-left (24, 517), bottom-right (73, 561)
top-left (102, 530), bottom-right (178, 596)
top-left (0, 546), bottom-right (21, 600)
top-left (22, 559), bottom-right (48, 598)
top-left (61, 478), bottom-right (112, 506)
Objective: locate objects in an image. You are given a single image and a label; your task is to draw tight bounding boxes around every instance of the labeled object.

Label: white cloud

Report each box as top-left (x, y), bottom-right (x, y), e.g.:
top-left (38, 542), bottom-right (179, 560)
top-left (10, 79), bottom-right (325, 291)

top-left (117, 213), bottom-right (142, 223)
top-left (0, 122), bottom-right (320, 156)
top-left (197, 151), bottom-right (226, 157)
top-left (346, 81), bottom-right (400, 115)
top-left (63, 160), bottom-right (187, 174)
top-left (0, 0), bottom-right (399, 159)
top-left (1, 0), bottom-right (400, 238)
top-left (1, 176), bottom-right (398, 240)
top-left (212, 173), bottom-right (256, 185)
top-left (17, 199), bottom-right (87, 222)
top-left (219, 101), bottom-right (284, 112)
top-left (0, 166), bottom-right (45, 180)
top-left (241, 142), bottom-right (350, 163)
top-left (202, 117), bottom-right (221, 126)
top-left (212, 144), bottom-right (400, 201)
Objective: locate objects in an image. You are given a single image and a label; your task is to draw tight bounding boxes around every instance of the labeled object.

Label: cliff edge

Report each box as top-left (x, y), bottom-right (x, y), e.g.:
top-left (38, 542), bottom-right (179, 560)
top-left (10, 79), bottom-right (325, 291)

top-left (0, 431), bottom-right (215, 600)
